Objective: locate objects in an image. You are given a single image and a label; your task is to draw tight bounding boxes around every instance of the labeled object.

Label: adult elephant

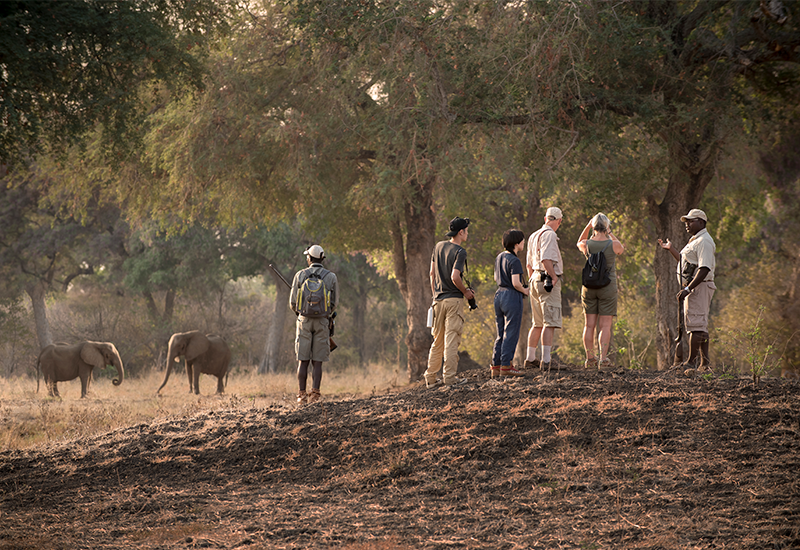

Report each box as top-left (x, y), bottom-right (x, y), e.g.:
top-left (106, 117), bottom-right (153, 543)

top-left (36, 341), bottom-right (125, 398)
top-left (158, 331), bottom-right (231, 395)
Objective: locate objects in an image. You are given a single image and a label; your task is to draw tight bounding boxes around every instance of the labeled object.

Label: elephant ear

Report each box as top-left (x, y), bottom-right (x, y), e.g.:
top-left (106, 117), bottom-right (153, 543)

top-left (186, 333), bottom-right (210, 361)
top-left (80, 343), bottom-right (105, 368)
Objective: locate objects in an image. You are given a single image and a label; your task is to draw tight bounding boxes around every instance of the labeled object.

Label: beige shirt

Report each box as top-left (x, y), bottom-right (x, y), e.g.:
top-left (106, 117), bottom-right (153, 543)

top-left (527, 225), bottom-right (563, 276)
top-left (679, 228), bottom-right (716, 282)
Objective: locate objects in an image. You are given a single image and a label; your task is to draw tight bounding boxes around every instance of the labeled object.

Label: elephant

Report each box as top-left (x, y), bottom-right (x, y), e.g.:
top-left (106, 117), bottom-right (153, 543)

top-left (36, 341), bottom-right (125, 398)
top-left (157, 331), bottom-right (231, 395)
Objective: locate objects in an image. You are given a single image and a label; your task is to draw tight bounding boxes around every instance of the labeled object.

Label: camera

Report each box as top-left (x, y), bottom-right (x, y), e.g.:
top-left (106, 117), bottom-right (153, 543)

top-left (467, 288), bottom-right (478, 311)
top-left (543, 274), bottom-right (553, 293)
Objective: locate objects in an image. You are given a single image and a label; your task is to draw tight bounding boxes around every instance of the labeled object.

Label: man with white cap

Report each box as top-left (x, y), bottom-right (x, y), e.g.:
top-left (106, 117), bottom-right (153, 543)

top-left (290, 244), bottom-right (339, 404)
top-left (658, 208), bottom-right (716, 373)
top-left (525, 206), bottom-right (564, 371)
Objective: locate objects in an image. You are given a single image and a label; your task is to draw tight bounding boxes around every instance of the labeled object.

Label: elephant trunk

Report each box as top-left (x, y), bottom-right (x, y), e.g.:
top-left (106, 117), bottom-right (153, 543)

top-left (112, 354), bottom-right (125, 387)
top-left (157, 345), bottom-right (179, 394)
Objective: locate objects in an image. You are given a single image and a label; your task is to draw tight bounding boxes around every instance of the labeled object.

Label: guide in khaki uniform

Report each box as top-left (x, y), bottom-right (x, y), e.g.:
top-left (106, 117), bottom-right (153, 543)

top-left (658, 209), bottom-right (716, 375)
top-left (290, 245), bottom-right (339, 404)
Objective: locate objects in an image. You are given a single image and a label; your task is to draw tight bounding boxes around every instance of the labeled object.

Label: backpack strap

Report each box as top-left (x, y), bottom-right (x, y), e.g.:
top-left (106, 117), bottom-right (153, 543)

top-left (585, 239), bottom-right (612, 259)
top-left (531, 227), bottom-right (547, 265)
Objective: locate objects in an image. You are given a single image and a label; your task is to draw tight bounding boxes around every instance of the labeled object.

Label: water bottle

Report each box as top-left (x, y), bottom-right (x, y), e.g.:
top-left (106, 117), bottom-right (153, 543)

top-left (426, 306), bottom-right (434, 328)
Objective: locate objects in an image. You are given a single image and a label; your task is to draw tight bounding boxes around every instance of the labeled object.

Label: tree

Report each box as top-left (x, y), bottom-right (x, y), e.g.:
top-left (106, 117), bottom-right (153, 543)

top-left (558, 0), bottom-right (800, 367)
top-left (0, 0), bottom-right (232, 166)
top-left (0, 171), bottom-right (126, 350)
top-left (135, 0), bottom-right (584, 381)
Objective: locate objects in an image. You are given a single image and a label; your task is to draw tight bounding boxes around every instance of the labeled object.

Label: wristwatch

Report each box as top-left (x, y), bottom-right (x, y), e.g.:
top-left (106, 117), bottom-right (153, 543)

top-left (684, 286), bottom-right (691, 292)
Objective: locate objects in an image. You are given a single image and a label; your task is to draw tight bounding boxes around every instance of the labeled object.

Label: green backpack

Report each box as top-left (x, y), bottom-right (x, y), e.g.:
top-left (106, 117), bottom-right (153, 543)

top-left (298, 270), bottom-right (331, 317)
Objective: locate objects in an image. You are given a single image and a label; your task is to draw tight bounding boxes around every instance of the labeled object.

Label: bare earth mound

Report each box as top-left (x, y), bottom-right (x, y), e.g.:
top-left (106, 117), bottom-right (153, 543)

top-left (1, 367), bottom-right (798, 549)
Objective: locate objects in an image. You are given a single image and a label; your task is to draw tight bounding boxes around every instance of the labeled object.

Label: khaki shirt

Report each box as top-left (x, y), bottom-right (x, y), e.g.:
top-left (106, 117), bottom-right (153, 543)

top-left (526, 225), bottom-right (563, 276)
top-left (679, 228), bottom-right (716, 282)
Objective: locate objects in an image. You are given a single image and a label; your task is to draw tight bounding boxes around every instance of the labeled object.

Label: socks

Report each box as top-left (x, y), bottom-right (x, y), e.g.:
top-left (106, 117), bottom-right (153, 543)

top-left (542, 345), bottom-right (552, 363)
top-left (526, 346), bottom-right (543, 362)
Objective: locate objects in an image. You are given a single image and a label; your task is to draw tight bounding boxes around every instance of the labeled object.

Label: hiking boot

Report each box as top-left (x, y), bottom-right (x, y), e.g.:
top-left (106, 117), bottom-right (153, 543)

top-left (598, 358), bottom-right (614, 372)
top-left (490, 365), bottom-right (502, 379)
top-left (296, 390), bottom-right (308, 405)
top-left (540, 361), bottom-right (551, 372)
top-left (524, 359), bottom-right (540, 369)
top-left (584, 357), bottom-right (598, 370)
top-left (501, 365), bottom-right (524, 377)
top-left (426, 378), bottom-right (443, 389)
top-left (308, 388), bottom-right (321, 403)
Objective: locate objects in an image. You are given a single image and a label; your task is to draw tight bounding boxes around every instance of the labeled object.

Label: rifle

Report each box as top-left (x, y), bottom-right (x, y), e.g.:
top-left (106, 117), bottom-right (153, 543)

top-left (674, 294), bottom-right (686, 365)
top-left (269, 264), bottom-right (337, 352)
top-left (674, 261), bottom-right (697, 365)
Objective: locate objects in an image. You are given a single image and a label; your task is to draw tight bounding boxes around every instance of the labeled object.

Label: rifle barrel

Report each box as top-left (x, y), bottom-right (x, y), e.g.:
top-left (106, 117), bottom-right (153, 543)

top-left (269, 264), bottom-right (292, 288)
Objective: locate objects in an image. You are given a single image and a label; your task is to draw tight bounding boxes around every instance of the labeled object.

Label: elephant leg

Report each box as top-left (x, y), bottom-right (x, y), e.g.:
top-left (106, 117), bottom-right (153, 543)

top-left (193, 366), bottom-right (202, 395)
top-left (186, 362), bottom-right (194, 393)
top-left (216, 374), bottom-right (225, 394)
top-left (80, 374), bottom-right (89, 398)
top-left (50, 381), bottom-right (60, 397)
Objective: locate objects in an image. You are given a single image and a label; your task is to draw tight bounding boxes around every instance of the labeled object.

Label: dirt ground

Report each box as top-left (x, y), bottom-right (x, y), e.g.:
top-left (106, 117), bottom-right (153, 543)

top-left (1, 364), bottom-right (798, 550)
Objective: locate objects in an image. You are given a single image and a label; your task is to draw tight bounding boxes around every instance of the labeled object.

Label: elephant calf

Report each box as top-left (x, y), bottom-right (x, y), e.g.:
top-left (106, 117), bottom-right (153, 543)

top-left (37, 341), bottom-right (125, 398)
top-left (158, 331), bottom-right (231, 395)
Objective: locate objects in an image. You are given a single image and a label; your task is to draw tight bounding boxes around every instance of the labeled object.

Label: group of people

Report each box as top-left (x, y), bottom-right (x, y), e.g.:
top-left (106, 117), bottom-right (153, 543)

top-left (423, 207), bottom-right (716, 387)
top-left (286, 206), bottom-right (716, 403)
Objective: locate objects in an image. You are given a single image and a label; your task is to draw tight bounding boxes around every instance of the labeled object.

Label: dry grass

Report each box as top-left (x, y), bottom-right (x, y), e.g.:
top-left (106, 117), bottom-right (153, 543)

top-left (0, 362), bottom-right (402, 451)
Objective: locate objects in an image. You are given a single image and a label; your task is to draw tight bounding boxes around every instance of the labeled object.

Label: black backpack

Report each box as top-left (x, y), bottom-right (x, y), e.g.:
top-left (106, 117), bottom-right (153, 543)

top-left (582, 241), bottom-right (612, 289)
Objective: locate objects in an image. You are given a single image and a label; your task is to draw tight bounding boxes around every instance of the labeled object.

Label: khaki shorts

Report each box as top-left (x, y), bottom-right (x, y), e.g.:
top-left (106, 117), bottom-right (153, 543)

top-left (684, 281), bottom-right (716, 333)
top-left (530, 277), bottom-right (562, 328)
top-left (295, 316), bottom-right (330, 362)
top-left (581, 282), bottom-right (617, 316)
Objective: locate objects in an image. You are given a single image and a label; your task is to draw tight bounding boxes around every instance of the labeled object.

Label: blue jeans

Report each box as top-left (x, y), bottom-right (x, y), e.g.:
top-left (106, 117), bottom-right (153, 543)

top-left (492, 287), bottom-right (524, 367)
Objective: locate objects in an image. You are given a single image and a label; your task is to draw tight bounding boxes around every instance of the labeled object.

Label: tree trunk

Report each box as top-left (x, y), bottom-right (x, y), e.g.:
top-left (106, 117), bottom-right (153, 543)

top-left (164, 289), bottom-right (176, 323)
top-left (390, 178), bottom-right (436, 383)
top-left (352, 282), bottom-right (367, 367)
top-left (514, 197), bottom-right (542, 366)
top-left (650, 143), bottom-right (718, 369)
top-left (25, 282), bottom-right (52, 350)
top-left (260, 271), bottom-right (291, 374)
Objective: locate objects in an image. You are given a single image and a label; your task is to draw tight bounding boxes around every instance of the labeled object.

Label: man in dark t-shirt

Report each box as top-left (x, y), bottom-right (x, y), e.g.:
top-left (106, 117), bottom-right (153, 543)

top-left (423, 216), bottom-right (475, 388)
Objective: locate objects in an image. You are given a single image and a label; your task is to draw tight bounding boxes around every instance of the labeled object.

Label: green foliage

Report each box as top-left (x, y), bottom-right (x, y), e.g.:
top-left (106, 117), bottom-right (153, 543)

top-left (0, 0), bottom-right (234, 166)
top-left (720, 307), bottom-right (782, 387)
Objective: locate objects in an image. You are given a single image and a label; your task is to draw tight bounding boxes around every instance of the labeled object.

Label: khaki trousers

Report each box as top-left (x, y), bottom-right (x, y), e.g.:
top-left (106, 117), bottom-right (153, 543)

top-left (424, 298), bottom-right (464, 385)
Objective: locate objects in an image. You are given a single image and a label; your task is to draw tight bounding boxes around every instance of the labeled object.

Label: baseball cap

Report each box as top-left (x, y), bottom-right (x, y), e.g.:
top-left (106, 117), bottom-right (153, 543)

top-left (546, 207), bottom-right (563, 220)
top-left (680, 209), bottom-right (708, 222)
top-left (304, 244), bottom-right (325, 260)
top-left (446, 217), bottom-right (470, 237)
